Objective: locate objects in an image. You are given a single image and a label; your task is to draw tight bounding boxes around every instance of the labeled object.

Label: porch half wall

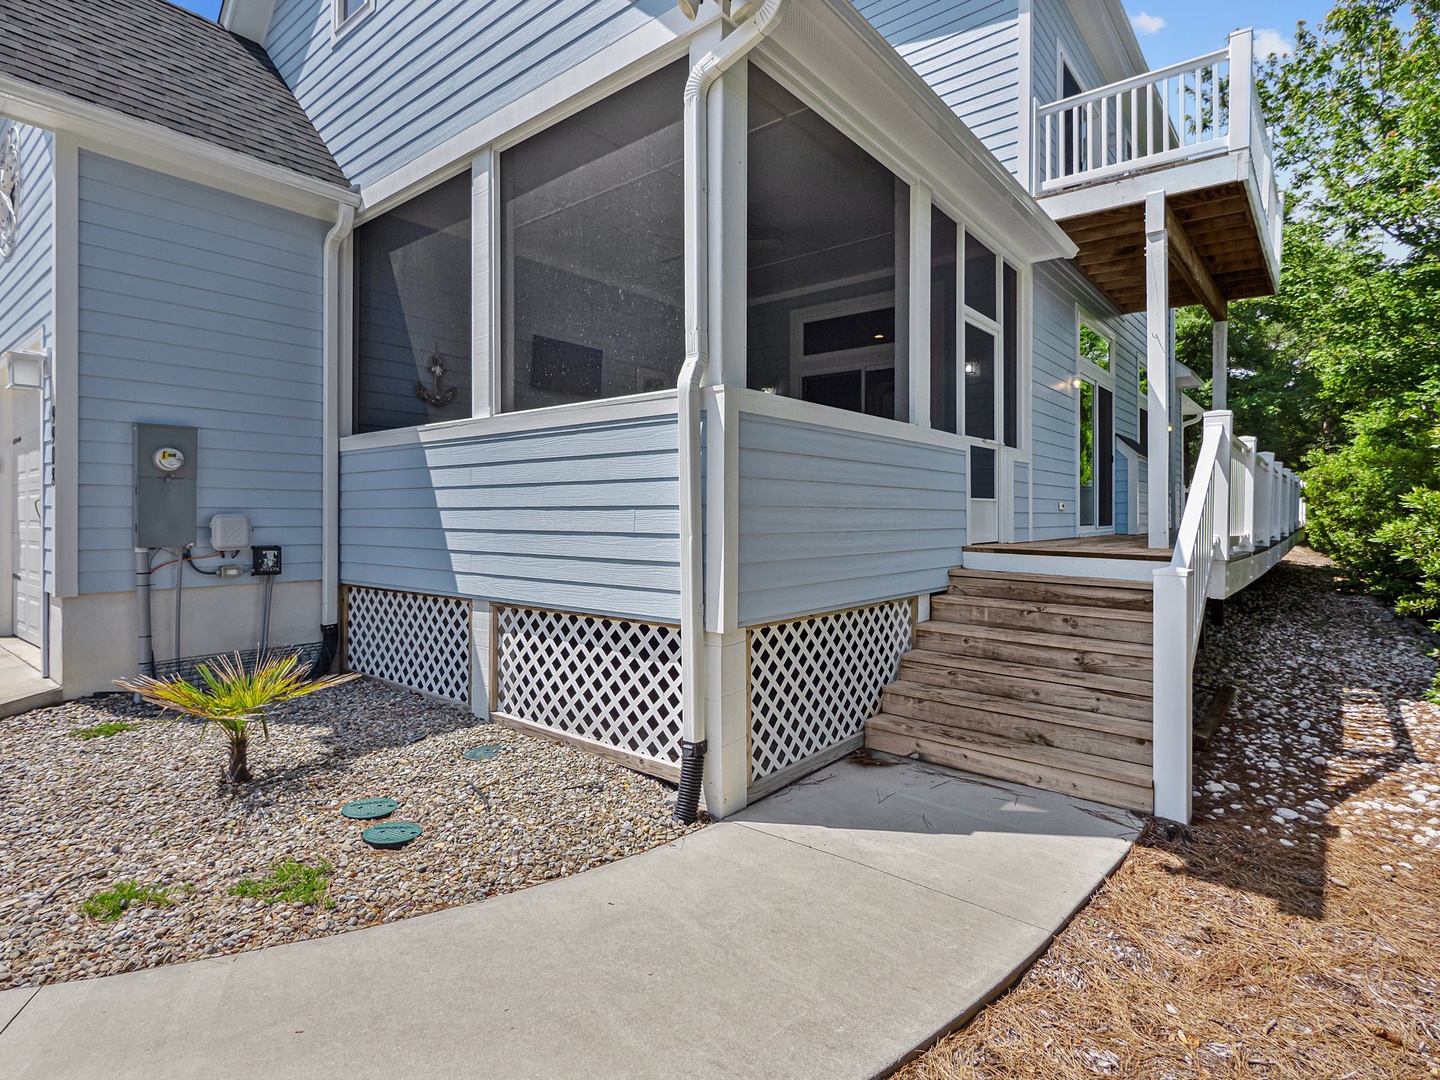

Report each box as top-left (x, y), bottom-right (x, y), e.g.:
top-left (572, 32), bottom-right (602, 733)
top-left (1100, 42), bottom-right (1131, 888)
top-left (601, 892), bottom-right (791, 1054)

top-left (733, 396), bottom-right (967, 627)
top-left (338, 402), bottom-right (682, 623)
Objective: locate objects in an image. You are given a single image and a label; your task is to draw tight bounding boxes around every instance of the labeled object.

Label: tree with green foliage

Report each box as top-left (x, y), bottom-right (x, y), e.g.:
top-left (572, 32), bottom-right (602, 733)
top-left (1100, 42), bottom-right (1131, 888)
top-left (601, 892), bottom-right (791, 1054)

top-left (1247, 0), bottom-right (1440, 624)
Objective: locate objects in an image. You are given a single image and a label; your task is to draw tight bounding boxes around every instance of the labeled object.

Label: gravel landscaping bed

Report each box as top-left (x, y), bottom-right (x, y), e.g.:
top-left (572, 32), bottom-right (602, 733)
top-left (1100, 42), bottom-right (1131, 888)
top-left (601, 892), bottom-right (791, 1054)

top-left (0, 679), bottom-right (700, 991)
top-left (902, 549), bottom-right (1440, 1080)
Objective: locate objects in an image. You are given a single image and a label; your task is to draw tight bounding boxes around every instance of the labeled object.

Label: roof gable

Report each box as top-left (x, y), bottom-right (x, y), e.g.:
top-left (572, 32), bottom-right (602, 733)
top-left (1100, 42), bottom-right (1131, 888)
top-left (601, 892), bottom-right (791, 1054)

top-left (0, 0), bottom-right (346, 187)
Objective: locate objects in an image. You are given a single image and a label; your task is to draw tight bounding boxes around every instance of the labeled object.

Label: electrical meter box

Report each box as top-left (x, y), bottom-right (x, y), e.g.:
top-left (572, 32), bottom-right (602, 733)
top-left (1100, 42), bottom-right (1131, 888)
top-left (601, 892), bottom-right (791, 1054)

top-left (134, 423), bottom-right (197, 549)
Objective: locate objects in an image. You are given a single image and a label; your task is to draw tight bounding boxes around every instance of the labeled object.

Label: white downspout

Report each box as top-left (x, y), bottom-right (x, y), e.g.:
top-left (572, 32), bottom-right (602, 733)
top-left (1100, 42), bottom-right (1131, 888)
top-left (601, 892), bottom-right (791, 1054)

top-left (674, 0), bottom-right (787, 821)
top-left (321, 204), bottom-right (355, 639)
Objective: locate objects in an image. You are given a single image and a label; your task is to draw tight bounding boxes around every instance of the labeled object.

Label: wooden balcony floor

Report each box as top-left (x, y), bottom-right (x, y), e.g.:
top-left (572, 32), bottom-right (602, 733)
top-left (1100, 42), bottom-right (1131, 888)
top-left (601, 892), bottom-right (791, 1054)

top-left (963, 533), bottom-right (1173, 562)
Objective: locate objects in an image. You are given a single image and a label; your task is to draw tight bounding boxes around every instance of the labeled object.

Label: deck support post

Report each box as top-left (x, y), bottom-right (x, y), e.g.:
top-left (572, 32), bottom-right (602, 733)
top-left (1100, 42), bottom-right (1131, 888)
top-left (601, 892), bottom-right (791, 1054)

top-left (1144, 191), bottom-right (1170, 549)
top-left (1211, 319), bottom-right (1227, 411)
top-left (702, 628), bottom-right (750, 817)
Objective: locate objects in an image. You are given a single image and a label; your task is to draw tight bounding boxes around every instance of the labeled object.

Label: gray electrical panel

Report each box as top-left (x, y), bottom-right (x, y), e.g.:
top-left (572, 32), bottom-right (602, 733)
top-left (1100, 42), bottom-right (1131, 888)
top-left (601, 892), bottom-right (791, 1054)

top-left (134, 423), bottom-right (197, 549)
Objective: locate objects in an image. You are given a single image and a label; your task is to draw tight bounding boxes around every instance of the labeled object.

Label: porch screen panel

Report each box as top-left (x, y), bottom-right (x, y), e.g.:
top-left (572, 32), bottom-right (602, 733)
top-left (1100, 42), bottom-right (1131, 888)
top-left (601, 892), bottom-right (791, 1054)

top-left (354, 173), bottom-right (472, 434)
top-left (1003, 262), bottom-right (1019, 447)
top-left (930, 209), bottom-right (958, 434)
top-left (501, 61), bottom-right (686, 412)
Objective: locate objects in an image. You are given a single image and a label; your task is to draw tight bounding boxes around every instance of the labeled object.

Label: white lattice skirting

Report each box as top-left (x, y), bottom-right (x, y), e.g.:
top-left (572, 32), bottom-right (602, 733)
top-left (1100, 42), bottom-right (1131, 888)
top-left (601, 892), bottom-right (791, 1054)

top-left (494, 606), bottom-right (683, 771)
top-left (749, 600), bottom-right (913, 783)
top-left (345, 586), bottom-right (472, 703)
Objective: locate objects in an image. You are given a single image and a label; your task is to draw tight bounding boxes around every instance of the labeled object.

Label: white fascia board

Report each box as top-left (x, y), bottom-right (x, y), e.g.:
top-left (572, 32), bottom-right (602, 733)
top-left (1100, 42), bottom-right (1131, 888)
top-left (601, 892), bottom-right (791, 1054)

top-left (1038, 152), bottom-right (1243, 221)
top-left (768, 0), bottom-right (1075, 265)
top-left (219, 0), bottom-right (278, 44)
top-left (0, 75), bottom-right (358, 219)
top-left (1062, 0), bottom-right (1151, 85)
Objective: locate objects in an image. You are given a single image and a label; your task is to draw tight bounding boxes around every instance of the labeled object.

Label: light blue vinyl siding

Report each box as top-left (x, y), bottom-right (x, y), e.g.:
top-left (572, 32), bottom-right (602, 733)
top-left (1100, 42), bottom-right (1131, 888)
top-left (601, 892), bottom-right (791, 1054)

top-left (340, 415), bottom-right (681, 622)
top-left (737, 413), bottom-right (965, 625)
top-left (1031, 0), bottom-right (1110, 106)
top-left (263, 0), bottom-right (672, 189)
top-left (858, 0), bottom-right (1021, 174)
top-left (76, 152), bottom-right (326, 595)
top-left (0, 125), bottom-right (56, 594)
top-left (1033, 261), bottom-right (1148, 538)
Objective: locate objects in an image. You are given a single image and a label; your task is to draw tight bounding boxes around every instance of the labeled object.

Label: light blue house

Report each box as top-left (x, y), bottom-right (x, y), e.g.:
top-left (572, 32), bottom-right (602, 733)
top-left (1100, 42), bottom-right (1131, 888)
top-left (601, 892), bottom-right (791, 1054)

top-left (0, 0), bottom-right (1301, 823)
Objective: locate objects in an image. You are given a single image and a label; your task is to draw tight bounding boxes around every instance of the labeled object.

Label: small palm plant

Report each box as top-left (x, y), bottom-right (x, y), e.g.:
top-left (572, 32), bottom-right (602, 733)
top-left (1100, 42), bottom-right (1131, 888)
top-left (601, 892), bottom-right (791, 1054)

top-left (116, 651), bottom-right (358, 783)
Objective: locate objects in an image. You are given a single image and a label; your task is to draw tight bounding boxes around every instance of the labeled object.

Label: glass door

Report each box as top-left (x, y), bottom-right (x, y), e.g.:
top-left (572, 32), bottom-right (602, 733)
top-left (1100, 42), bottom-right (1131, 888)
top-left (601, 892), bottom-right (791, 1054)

top-left (1078, 324), bottom-right (1115, 532)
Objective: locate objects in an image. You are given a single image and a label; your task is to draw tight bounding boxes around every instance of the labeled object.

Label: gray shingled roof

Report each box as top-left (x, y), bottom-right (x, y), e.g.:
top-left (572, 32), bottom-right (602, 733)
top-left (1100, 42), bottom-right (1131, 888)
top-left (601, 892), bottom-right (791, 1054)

top-left (0, 0), bottom-right (347, 187)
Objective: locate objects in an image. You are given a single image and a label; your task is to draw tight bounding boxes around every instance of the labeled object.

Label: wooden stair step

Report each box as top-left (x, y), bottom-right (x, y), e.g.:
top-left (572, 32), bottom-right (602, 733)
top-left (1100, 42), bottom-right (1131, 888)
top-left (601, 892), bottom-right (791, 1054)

top-left (899, 650), bottom-right (1153, 719)
top-left (947, 568), bottom-right (1154, 611)
top-left (914, 621), bottom-right (1153, 682)
top-left (866, 713), bottom-right (1153, 813)
top-left (881, 680), bottom-right (1151, 765)
top-left (930, 594), bottom-right (1153, 644)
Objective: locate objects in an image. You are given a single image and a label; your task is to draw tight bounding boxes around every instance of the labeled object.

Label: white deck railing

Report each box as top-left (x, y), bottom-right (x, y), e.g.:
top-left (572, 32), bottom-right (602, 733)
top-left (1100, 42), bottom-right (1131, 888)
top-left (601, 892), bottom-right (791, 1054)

top-left (1034, 27), bottom-right (1279, 231)
top-left (1152, 410), bottom-right (1304, 822)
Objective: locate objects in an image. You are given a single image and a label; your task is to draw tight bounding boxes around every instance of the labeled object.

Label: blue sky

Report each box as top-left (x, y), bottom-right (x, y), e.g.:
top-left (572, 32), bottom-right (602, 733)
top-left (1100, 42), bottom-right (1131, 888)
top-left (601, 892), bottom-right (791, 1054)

top-left (172, 1), bottom-right (1329, 65)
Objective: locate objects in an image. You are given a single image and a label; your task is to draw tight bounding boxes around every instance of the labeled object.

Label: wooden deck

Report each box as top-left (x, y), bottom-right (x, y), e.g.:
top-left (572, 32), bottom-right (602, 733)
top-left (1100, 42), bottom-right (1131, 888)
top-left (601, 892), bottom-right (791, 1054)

top-left (963, 534), bottom-right (1173, 563)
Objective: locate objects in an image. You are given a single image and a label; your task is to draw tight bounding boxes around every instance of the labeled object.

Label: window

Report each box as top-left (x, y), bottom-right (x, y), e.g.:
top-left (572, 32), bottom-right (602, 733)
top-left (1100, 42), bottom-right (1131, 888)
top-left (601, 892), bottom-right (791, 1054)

top-left (334, 0), bottom-right (373, 33)
top-left (930, 209), bottom-right (958, 434)
top-left (501, 62), bottom-right (686, 412)
top-left (353, 172), bottom-right (472, 434)
top-left (1060, 62), bottom-right (1086, 175)
top-left (747, 65), bottom-right (903, 418)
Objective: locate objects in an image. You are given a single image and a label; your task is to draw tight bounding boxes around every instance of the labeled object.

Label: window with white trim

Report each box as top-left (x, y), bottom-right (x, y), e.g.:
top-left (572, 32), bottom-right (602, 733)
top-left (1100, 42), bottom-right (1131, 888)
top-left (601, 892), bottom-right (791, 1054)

top-left (334, 0), bottom-right (373, 34)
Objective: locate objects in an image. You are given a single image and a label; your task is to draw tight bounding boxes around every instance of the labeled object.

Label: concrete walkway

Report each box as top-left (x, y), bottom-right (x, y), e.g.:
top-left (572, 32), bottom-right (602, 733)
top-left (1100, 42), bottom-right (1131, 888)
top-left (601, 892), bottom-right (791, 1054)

top-left (0, 757), bottom-right (1139, 1080)
top-left (0, 638), bottom-right (60, 719)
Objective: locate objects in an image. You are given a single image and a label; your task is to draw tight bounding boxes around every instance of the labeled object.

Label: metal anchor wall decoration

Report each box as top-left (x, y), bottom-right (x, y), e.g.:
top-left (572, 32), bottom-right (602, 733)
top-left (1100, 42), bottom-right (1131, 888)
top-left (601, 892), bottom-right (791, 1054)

top-left (416, 348), bottom-right (460, 407)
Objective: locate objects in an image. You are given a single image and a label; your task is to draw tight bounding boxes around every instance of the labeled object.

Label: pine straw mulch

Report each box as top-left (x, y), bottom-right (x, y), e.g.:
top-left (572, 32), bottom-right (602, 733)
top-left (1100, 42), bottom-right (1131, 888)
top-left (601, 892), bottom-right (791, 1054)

top-left (898, 549), bottom-right (1440, 1080)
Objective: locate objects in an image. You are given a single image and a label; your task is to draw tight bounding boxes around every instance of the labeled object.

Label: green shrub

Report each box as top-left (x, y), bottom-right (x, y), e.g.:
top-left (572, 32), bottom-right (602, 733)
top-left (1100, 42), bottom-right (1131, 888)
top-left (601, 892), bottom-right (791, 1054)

top-left (230, 859), bottom-right (334, 907)
top-left (80, 881), bottom-right (172, 921)
top-left (68, 721), bottom-right (136, 740)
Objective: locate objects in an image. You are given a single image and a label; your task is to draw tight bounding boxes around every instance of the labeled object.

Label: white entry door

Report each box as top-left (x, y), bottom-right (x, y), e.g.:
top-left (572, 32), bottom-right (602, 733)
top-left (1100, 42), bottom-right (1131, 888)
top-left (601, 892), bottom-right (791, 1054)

top-left (12, 400), bottom-right (42, 646)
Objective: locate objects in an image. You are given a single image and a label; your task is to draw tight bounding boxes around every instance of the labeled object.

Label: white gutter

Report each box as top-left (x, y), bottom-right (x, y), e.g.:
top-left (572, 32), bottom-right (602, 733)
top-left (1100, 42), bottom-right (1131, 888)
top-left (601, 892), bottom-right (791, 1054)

top-left (322, 203), bottom-right (356, 628)
top-left (676, 0), bottom-right (788, 778)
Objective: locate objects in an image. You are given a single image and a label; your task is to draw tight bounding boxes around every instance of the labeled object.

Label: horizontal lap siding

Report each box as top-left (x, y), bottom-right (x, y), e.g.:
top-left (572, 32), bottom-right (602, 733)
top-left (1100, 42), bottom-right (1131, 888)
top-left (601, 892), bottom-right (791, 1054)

top-left (1031, 0), bottom-right (1109, 105)
top-left (76, 152), bottom-right (326, 595)
top-left (340, 415), bottom-right (681, 623)
top-left (858, 0), bottom-right (1020, 175)
top-left (0, 125), bottom-right (55, 592)
top-left (737, 413), bottom-right (964, 625)
top-left (264, 0), bottom-right (669, 189)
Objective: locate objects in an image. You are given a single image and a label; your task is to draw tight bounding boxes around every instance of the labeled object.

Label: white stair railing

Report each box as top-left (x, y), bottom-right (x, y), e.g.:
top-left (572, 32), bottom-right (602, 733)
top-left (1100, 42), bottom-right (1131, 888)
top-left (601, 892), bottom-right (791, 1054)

top-left (1152, 410), bottom-right (1306, 822)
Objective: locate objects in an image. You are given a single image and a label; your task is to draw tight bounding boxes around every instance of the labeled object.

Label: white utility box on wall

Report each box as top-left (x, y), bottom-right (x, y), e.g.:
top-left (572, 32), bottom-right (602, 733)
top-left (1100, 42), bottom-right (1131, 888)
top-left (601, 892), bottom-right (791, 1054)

top-left (209, 514), bottom-right (251, 551)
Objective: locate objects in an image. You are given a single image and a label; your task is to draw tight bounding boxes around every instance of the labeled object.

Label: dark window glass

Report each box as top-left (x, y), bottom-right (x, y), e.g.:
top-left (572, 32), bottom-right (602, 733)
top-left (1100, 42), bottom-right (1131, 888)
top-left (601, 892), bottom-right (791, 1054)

top-left (964, 233), bottom-right (996, 320)
top-left (1099, 386), bottom-right (1114, 527)
top-left (802, 371), bottom-right (862, 412)
top-left (1003, 262), bottom-right (1018, 447)
top-left (964, 323), bottom-right (995, 441)
top-left (501, 62), bottom-right (686, 412)
top-left (1061, 64), bottom-right (1086, 175)
top-left (931, 209), bottom-right (958, 434)
top-left (971, 445), bottom-right (996, 500)
top-left (353, 172), bottom-right (472, 434)
top-left (802, 308), bottom-right (895, 354)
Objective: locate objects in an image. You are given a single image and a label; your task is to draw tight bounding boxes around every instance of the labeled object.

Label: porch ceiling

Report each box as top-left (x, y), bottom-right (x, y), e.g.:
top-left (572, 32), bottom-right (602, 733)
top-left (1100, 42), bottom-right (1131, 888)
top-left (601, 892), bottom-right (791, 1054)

top-left (1053, 183), bottom-right (1274, 315)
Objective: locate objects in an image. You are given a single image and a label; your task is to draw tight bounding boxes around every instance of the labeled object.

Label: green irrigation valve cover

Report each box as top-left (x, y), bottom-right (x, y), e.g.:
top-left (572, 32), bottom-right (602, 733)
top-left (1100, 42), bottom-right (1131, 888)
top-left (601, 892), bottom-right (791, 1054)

top-left (341, 797), bottom-right (398, 820)
top-left (463, 745), bottom-right (506, 762)
top-left (362, 821), bottom-right (422, 849)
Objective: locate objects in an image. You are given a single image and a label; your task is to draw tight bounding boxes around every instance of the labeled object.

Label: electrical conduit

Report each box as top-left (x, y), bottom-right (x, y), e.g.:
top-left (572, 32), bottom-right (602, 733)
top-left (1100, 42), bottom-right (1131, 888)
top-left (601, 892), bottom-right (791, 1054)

top-left (674, 0), bottom-right (788, 824)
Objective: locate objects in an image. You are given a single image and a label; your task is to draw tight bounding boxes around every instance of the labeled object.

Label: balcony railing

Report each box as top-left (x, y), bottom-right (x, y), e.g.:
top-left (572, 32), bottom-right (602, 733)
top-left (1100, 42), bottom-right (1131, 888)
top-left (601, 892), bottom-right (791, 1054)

top-left (1033, 29), bottom-right (1281, 258)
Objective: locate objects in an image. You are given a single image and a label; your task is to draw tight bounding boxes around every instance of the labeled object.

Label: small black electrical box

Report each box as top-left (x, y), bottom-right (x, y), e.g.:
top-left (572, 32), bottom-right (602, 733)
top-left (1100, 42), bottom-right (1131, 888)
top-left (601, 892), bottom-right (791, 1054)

top-left (251, 545), bottom-right (282, 576)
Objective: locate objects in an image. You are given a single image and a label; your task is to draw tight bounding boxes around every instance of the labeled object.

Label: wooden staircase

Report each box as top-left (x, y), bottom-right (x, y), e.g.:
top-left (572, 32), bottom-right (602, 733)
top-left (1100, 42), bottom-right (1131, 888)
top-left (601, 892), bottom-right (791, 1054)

top-left (865, 568), bottom-right (1155, 812)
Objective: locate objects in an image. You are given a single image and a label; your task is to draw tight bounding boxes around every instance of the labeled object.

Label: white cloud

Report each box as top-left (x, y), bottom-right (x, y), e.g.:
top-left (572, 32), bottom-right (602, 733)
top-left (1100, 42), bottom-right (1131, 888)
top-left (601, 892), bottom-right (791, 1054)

top-left (1131, 11), bottom-right (1166, 35)
top-left (1254, 28), bottom-right (1293, 57)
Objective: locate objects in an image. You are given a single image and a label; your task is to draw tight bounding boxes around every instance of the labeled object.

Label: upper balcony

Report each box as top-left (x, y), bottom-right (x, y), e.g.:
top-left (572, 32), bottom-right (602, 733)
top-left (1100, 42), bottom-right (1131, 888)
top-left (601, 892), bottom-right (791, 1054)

top-left (1031, 29), bottom-right (1283, 318)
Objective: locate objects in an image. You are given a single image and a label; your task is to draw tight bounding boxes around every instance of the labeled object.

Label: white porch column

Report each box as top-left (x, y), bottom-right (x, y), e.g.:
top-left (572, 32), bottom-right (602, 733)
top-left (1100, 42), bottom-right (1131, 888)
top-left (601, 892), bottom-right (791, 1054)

top-left (1145, 191), bottom-right (1170, 548)
top-left (1152, 566), bottom-right (1193, 824)
top-left (702, 628), bottom-right (750, 817)
top-left (907, 183), bottom-right (932, 428)
top-left (1211, 319), bottom-right (1228, 411)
